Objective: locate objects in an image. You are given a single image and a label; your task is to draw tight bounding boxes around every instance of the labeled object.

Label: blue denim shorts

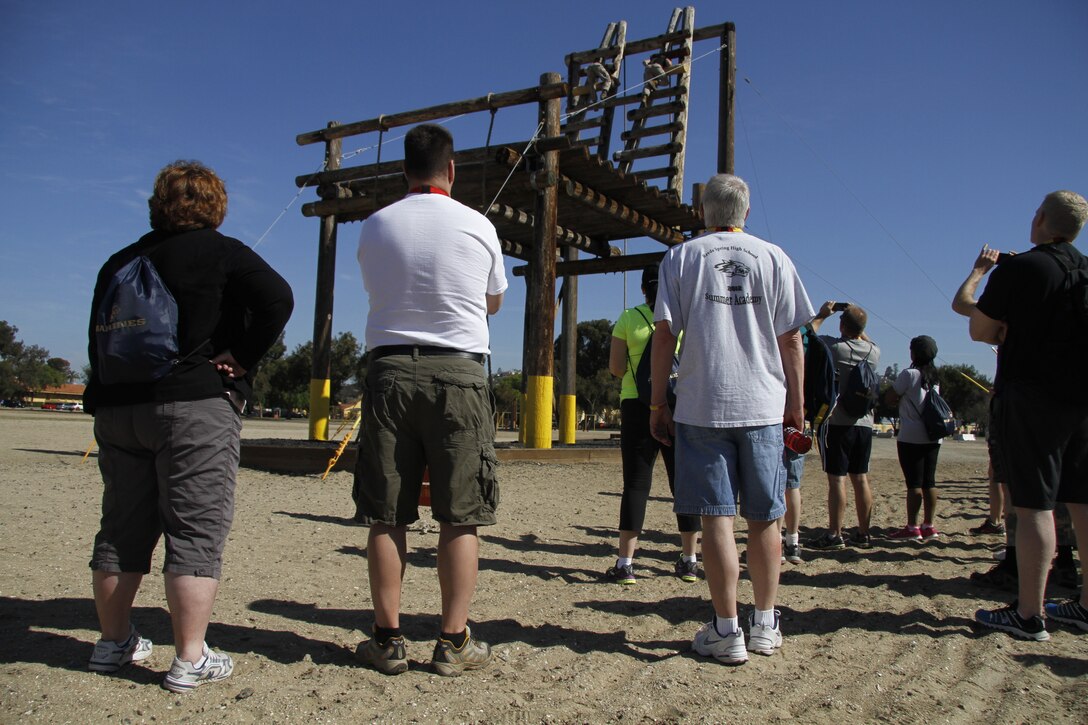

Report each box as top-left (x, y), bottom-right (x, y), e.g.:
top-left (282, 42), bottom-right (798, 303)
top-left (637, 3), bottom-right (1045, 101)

top-left (673, 422), bottom-right (786, 520)
top-left (784, 448), bottom-right (806, 490)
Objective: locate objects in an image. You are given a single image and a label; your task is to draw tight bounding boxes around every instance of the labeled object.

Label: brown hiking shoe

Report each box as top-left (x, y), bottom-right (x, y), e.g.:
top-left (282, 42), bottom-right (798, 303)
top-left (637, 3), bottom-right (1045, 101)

top-left (431, 626), bottom-right (491, 677)
top-left (355, 634), bottom-right (408, 675)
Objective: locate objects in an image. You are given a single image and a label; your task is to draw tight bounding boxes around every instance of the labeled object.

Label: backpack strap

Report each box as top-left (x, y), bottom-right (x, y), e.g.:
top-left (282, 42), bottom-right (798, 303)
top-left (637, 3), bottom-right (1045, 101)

top-left (625, 306), bottom-right (655, 378)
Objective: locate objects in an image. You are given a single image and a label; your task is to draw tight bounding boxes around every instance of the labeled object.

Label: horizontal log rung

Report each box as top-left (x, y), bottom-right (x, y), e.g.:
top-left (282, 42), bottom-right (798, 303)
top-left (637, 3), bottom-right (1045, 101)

top-left (613, 142), bottom-right (682, 162)
top-left (632, 166), bottom-right (679, 180)
top-left (561, 118), bottom-right (604, 134)
top-left (621, 122), bottom-right (682, 141)
top-left (627, 102), bottom-right (686, 121)
top-left (570, 86), bottom-right (596, 97)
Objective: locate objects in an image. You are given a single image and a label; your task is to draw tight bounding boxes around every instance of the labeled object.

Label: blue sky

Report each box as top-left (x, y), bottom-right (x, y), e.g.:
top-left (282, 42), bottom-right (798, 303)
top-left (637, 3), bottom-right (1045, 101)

top-left (2, 1), bottom-right (1086, 382)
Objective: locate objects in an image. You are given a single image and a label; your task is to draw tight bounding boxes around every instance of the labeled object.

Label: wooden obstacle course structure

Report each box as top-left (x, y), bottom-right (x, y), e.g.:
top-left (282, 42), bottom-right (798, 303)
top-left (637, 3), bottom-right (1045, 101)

top-left (295, 7), bottom-right (736, 447)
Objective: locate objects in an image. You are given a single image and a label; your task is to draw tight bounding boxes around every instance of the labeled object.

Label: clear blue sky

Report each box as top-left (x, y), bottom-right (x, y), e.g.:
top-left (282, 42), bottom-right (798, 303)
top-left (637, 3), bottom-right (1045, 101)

top-left (2, 1), bottom-right (1086, 382)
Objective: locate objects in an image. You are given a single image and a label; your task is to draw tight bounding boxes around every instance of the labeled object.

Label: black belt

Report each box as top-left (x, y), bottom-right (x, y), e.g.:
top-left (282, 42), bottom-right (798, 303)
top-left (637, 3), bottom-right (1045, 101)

top-left (369, 345), bottom-right (485, 364)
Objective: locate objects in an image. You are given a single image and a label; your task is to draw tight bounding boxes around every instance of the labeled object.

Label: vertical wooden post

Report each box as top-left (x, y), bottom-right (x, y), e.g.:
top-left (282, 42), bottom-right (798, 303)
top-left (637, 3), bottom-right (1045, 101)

top-left (718, 23), bottom-right (736, 174)
top-left (524, 72), bottom-right (562, 449)
top-left (309, 122), bottom-right (341, 441)
top-left (558, 247), bottom-right (578, 444)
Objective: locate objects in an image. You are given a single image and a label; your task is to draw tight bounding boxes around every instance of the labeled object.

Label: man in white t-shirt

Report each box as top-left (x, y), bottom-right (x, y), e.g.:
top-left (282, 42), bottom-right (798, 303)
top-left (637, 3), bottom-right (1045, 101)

top-left (649, 173), bottom-right (814, 665)
top-left (352, 124), bottom-right (508, 677)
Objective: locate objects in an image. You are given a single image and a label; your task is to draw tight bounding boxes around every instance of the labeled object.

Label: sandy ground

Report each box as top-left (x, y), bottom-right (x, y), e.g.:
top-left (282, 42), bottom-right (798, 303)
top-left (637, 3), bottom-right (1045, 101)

top-left (1, 409), bottom-right (1085, 724)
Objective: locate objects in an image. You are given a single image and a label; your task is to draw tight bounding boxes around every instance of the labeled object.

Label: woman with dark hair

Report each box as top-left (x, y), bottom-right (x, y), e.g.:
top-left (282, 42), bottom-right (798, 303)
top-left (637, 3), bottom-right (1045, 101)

top-left (886, 335), bottom-right (944, 542)
top-left (604, 264), bottom-right (700, 584)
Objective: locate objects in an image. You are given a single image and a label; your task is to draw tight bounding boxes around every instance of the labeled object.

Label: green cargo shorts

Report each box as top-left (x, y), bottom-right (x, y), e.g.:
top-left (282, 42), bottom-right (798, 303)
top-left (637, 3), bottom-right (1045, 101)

top-left (353, 353), bottom-right (499, 527)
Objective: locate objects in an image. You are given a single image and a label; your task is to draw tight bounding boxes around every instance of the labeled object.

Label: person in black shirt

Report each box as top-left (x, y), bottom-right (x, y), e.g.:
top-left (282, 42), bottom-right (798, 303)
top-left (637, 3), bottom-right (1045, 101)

top-left (86, 161), bottom-right (293, 690)
top-left (970, 190), bottom-right (1088, 640)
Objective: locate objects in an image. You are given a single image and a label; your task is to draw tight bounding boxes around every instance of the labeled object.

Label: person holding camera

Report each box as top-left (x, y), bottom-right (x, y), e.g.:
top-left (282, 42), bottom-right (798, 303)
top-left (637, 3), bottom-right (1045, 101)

top-left (808, 302), bottom-right (880, 550)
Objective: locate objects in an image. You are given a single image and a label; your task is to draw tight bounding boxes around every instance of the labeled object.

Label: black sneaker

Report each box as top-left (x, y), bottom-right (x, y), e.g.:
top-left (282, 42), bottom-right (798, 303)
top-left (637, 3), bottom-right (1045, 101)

top-left (1044, 599), bottom-right (1088, 632)
top-left (783, 542), bottom-right (803, 564)
top-left (808, 532), bottom-right (845, 550)
top-left (848, 531), bottom-right (873, 549)
top-left (969, 519), bottom-right (1006, 536)
top-left (674, 558), bottom-right (699, 583)
top-left (604, 564), bottom-right (636, 585)
top-left (974, 603), bottom-right (1049, 641)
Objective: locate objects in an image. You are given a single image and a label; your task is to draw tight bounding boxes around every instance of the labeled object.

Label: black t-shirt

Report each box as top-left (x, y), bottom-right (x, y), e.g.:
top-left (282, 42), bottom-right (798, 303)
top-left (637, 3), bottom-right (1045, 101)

top-left (85, 228), bottom-right (294, 412)
top-left (976, 242), bottom-right (1086, 400)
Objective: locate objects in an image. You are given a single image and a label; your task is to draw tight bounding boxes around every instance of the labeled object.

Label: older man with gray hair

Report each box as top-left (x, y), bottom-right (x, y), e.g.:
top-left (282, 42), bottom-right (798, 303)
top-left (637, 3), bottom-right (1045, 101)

top-left (650, 173), bottom-right (814, 664)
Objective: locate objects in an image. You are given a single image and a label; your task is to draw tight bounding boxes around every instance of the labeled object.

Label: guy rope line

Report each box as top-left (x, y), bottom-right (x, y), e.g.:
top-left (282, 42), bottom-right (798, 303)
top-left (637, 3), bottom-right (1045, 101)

top-left (741, 75), bottom-right (951, 305)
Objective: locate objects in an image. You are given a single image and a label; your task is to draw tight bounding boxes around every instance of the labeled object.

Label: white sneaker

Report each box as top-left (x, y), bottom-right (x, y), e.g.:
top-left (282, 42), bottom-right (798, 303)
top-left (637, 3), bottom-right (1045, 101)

top-left (747, 610), bottom-right (783, 655)
top-left (88, 626), bottom-right (153, 673)
top-left (692, 621), bottom-right (748, 665)
top-left (162, 644), bottom-right (234, 693)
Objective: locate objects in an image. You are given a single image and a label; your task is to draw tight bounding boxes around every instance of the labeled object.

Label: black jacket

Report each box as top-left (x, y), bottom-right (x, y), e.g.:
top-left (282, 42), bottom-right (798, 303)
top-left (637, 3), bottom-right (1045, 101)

top-left (85, 228), bottom-right (293, 413)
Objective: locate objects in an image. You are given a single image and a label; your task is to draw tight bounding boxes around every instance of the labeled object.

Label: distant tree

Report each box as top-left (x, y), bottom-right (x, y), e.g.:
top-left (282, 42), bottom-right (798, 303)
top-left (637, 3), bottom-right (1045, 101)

top-left (553, 319), bottom-right (619, 425)
top-left (491, 372), bottom-right (523, 423)
top-left (936, 364), bottom-right (992, 426)
top-left (47, 357), bottom-right (76, 383)
top-left (251, 332), bottom-right (287, 412)
top-left (0, 321), bottom-right (66, 399)
top-left (329, 332), bottom-right (362, 403)
top-left (259, 332), bottom-right (363, 412)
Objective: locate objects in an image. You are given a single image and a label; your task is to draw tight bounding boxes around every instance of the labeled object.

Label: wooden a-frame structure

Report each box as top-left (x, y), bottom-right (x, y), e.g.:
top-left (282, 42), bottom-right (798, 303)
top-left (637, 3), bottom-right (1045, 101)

top-left (295, 8), bottom-right (736, 447)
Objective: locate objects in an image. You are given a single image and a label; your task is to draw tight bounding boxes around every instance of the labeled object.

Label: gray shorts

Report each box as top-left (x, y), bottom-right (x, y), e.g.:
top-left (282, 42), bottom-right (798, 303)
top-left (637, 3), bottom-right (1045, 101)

top-left (90, 397), bottom-right (241, 578)
top-left (354, 354), bottom-right (499, 527)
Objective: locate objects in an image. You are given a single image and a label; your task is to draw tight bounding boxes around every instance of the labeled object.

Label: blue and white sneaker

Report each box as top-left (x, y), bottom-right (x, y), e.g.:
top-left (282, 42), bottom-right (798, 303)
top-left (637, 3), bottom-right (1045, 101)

top-left (88, 626), bottom-right (153, 673)
top-left (162, 644), bottom-right (234, 692)
top-left (692, 621), bottom-right (748, 665)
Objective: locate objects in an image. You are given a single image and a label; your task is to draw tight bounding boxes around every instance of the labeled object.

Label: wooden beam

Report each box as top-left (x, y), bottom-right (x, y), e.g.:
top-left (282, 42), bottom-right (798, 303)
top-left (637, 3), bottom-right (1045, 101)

top-left (560, 178), bottom-right (684, 244)
top-left (621, 121), bottom-right (683, 141)
top-left (512, 250), bottom-right (668, 277)
top-left (612, 141), bottom-right (682, 163)
top-left (296, 146), bottom-right (506, 188)
top-left (627, 101), bottom-right (686, 122)
top-left (565, 23), bottom-right (727, 64)
top-left (297, 82), bottom-right (568, 146)
top-left (719, 22), bottom-right (736, 174)
top-left (487, 203), bottom-right (611, 257)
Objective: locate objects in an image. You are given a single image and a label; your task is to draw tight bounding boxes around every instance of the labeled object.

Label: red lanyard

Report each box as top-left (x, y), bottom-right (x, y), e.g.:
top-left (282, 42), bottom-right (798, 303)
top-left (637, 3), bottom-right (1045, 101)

top-left (711, 226), bottom-right (743, 232)
top-left (408, 185), bottom-right (450, 197)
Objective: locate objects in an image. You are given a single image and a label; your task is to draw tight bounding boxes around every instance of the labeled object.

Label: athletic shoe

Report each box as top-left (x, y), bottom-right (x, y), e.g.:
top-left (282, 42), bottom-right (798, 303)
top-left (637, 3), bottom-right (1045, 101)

top-left (887, 526), bottom-right (923, 542)
top-left (783, 542), bottom-right (803, 564)
top-left (692, 621), bottom-right (748, 665)
top-left (993, 548), bottom-right (1007, 561)
top-left (807, 532), bottom-right (845, 550)
top-left (848, 531), bottom-right (873, 549)
top-left (969, 563), bottom-right (1018, 592)
top-left (162, 645), bottom-right (234, 692)
top-left (974, 604), bottom-right (1049, 641)
top-left (674, 558), bottom-right (699, 583)
top-left (920, 525), bottom-right (940, 541)
top-left (747, 610), bottom-right (783, 656)
top-left (1044, 599), bottom-right (1088, 632)
top-left (432, 626), bottom-right (491, 677)
top-left (604, 564), bottom-right (636, 585)
top-left (88, 626), bottom-right (153, 673)
top-left (355, 632), bottom-right (408, 675)
top-left (970, 519), bottom-right (1006, 536)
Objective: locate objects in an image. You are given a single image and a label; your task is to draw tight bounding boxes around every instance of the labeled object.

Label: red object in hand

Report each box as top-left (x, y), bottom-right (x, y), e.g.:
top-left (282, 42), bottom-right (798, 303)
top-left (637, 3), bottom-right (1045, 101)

top-left (783, 426), bottom-right (812, 454)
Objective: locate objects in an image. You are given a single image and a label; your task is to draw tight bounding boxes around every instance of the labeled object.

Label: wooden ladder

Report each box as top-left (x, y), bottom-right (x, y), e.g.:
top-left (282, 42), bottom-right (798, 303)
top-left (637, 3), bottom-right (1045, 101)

top-left (615, 6), bottom-right (694, 200)
top-left (563, 21), bottom-right (627, 161)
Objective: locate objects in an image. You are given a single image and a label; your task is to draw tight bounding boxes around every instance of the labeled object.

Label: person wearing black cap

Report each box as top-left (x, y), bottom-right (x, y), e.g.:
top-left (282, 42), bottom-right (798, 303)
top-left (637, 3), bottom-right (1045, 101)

top-left (605, 264), bottom-right (701, 585)
top-left (885, 335), bottom-right (944, 542)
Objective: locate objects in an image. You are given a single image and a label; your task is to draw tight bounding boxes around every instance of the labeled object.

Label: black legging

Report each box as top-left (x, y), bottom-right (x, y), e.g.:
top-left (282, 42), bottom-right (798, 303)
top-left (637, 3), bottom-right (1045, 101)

top-left (619, 398), bottom-right (701, 533)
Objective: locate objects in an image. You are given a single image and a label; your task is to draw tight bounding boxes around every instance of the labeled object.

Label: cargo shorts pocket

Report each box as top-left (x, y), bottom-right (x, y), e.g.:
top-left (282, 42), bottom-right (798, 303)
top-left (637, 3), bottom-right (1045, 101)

top-left (433, 371), bottom-right (489, 432)
top-left (363, 369), bottom-right (398, 424)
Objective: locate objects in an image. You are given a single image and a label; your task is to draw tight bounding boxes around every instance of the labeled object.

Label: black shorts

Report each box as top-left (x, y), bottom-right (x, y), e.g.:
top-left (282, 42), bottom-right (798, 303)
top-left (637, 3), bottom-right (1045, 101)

top-left (992, 384), bottom-right (1088, 510)
top-left (821, 423), bottom-right (872, 476)
top-left (897, 441), bottom-right (940, 489)
top-left (986, 397), bottom-right (1006, 484)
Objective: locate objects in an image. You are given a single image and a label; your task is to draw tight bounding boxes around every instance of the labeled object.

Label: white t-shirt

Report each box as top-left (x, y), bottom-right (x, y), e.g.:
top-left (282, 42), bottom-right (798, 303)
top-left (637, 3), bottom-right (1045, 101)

top-left (357, 192), bottom-right (508, 353)
top-left (893, 368), bottom-right (942, 444)
top-left (655, 230), bottom-right (815, 428)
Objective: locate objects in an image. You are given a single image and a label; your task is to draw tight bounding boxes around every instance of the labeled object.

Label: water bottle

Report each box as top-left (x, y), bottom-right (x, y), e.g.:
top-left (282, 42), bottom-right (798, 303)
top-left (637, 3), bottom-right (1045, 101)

top-left (783, 426), bottom-right (812, 454)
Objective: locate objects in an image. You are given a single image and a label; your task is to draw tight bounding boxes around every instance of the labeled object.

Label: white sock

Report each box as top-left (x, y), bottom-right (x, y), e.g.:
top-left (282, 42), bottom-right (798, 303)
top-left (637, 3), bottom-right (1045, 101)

top-left (616, 557), bottom-right (633, 568)
top-left (682, 554), bottom-right (697, 563)
top-left (714, 615), bottom-right (739, 636)
top-left (785, 532), bottom-right (799, 546)
top-left (753, 608), bottom-right (777, 628)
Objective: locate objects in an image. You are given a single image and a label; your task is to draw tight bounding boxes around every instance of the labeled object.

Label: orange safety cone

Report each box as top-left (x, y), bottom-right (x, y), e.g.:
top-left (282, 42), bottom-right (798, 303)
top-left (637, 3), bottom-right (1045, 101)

top-left (419, 467), bottom-right (431, 507)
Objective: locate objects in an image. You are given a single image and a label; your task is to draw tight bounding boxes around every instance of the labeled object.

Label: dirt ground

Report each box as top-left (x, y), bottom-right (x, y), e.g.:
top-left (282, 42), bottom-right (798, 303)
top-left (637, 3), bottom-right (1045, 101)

top-left (1, 409), bottom-right (1085, 724)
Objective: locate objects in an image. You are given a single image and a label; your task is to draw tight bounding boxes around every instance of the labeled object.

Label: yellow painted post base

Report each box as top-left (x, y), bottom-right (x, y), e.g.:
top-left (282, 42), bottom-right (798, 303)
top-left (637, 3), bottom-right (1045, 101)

top-left (524, 375), bottom-right (553, 449)
top-left (308, 378), bottom-right (331, 441)
top-left (558, 394), bottom-right (576, 445)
